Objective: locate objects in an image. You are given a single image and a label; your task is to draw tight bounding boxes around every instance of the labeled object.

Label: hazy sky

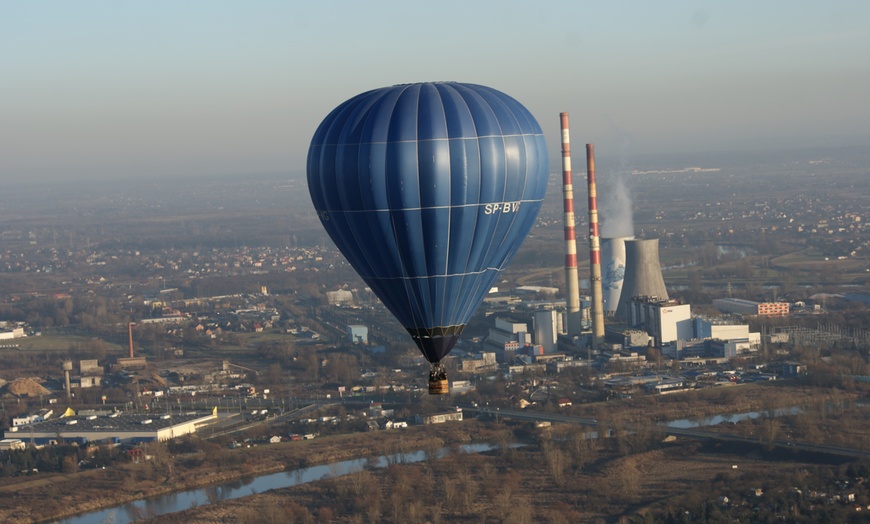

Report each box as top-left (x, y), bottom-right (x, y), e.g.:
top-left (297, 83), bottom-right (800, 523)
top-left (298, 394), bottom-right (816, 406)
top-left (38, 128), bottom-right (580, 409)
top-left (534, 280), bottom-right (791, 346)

top-left (2, 1), bottom-right (868, 182)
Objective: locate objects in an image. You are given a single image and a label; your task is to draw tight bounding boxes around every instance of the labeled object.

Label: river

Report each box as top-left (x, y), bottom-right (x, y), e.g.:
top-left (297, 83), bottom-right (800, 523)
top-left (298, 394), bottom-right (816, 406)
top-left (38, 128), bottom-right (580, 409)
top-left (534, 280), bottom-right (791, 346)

top-left (664, 406), bottom-right (801, 429)
top-left (54, 443), bottom-right (498, 524)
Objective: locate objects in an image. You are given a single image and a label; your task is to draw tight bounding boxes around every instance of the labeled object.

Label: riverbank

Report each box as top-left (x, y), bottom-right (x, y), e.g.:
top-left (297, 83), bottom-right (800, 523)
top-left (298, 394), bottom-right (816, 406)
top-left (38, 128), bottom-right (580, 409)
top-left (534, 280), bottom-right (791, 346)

top-left (0, 423), bottom-right (495, 523)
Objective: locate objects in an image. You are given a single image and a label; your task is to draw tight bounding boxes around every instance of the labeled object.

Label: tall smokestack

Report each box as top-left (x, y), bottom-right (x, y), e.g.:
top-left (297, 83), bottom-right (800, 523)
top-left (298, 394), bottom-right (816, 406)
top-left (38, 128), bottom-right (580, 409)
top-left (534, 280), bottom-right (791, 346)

top-left (128, 322), bottom-right (135, 359)
top-left (63, 360), bottom-right (72, 400)
top-left (560, 113), bottom-right (582, 337)
top-left (586, 144), bottom-right (605, 347)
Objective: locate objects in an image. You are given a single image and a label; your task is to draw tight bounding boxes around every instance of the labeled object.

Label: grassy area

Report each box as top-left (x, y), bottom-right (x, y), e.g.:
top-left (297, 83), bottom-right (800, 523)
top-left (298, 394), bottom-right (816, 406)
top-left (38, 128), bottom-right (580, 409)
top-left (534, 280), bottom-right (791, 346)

top-left (15, 334), bottom-right (125, 353)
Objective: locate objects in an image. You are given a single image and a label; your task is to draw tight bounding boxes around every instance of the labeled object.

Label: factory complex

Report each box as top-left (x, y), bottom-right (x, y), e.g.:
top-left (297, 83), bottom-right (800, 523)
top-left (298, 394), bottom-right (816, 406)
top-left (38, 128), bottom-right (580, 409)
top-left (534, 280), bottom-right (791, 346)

top-left (471, 113), bottom-right (790, 372)
top-left (3, 409), bottom-right (218, 446)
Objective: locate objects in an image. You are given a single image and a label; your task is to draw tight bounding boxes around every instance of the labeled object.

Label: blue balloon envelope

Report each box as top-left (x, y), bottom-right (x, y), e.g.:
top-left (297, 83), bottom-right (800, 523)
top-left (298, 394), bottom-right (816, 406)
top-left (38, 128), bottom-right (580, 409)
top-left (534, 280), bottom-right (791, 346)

top-left (307, 82), bottom-right (549, 363)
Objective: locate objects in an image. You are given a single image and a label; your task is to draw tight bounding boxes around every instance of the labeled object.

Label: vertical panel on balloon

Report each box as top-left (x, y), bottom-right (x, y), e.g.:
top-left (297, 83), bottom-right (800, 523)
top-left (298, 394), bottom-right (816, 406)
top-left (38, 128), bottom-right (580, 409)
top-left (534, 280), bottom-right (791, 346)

top-left (479, 93), bottom-right (521, 137)
top-left (386, 141), bottom-right (420, 210)
top-left (388, 204), bottom-right (432, 326)
top-left (313, 143), bottom-right (341, 212)
top-left (420, 207), bottom-right (449, 276)
top-left (441, 275), bottom-right (463, 327)
top-left (305, 145), bottom-right (326, 211)
top-left (420, 207), bottom-right (449, 325)
top-left (388, 84), bottom-right (420, 142)
top-left (501, 135), bottom-right (524, 203)
top-left (437, 84), bottom-right (477, 141)
top-left (358, 142), bottom-right (402, 279)
top-left (362, 88), bottom-right (402, 144)
top-left (449, 139), bottom-right (479, 205)
top-left (522, 135), bottom-right (549, 199)
top-left (443, 203), bottom-right (477, 328)
top-left (417, 138), bottom-right (450, 210)
top-left (463, 136), bottom-right (503, 272)
top-left (335, 143), bottom-right (363, 211)
top-left (417, 83), bottom-right (448, 141)
top-left (446, 205), bottom-right (477, 274)
top-left (454, 85), bottom-right (500, 138)
top-left (485, 135), bottom-right (524, 265)
top-left (388, 206), bottom-right (427, 277)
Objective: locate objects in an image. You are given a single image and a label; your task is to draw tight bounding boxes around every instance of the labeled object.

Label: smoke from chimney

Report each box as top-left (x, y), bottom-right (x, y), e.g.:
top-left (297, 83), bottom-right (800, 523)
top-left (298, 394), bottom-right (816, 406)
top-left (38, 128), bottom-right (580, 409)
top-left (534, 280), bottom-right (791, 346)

top-left (599, 170), bottom-right (635, 238)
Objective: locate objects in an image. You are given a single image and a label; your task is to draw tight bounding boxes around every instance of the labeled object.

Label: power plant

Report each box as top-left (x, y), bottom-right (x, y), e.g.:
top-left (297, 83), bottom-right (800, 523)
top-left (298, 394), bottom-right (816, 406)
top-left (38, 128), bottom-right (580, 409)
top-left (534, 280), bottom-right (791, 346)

top-left (555, 114), bottom-right (671, 351)
top-left (556, 115), bottom-right (671, 354)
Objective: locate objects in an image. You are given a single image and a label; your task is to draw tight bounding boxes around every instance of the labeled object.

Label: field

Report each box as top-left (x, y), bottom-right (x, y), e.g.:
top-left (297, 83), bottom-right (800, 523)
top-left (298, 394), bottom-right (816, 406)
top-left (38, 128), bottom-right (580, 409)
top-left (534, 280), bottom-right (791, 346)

top-left (2, 381), bottom-right (866, 523)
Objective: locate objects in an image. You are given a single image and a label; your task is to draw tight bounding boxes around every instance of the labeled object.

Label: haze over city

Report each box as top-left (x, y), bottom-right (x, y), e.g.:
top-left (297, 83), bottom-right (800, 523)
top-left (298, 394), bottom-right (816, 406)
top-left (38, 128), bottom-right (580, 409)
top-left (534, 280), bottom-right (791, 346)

top-left (2, 1), bottom-right (869, 182)
top-left (2, 2), bottom-right (870, 523)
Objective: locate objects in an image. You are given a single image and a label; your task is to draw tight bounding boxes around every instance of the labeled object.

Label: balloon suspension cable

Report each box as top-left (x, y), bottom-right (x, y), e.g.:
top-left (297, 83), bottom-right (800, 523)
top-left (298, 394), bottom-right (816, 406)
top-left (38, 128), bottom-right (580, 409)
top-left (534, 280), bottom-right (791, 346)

top-left (429, 362), bottom-right (447, 382)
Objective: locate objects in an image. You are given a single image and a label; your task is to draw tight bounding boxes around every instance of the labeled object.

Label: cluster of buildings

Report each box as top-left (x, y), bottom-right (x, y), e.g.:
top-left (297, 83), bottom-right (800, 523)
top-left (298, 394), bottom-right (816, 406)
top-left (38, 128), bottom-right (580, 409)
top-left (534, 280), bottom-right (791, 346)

top-left (469, 239), bottom-right (789, 372)
top-left (0, 321), bottom-right (26, 342)
top-left (3, 409), bottom-right (218, 447)
top-left (0, 242), bottom-right (339, 278)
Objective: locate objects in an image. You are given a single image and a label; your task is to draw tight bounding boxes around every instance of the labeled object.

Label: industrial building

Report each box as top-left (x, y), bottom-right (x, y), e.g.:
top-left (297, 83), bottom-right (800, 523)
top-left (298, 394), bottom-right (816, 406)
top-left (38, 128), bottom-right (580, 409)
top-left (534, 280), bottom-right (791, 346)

top-left (626, 297), bottom-right (693, 347)
top-left (4, 411), bottom-right (218, 445)
top-left (485, 317), bottom-right (532, 359)
top-left (0, 438), bottom-right (25, 451)
top-left (0, 326), bottom-right (25, 340)
top-left (694, 317), bottom-right (753, 341)
top-left (415, 409), bottom-right (463, 425)
top-left (460, 352), bottom-right (497, 373)
top-left (347, 324), bottom-right (368, 344)
top-left (713, 298), bottom-right (790, 317)
top-left (533, 310), bottom-right (562, 354)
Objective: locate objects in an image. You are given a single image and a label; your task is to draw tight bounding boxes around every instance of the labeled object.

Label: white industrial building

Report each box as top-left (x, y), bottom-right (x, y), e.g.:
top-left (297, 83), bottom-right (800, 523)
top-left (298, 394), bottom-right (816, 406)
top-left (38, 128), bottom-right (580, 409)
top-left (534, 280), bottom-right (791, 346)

top-left (694, 317), bottom-right (752, 340)
top-left (533, 310), bottom-right (562, 354)
top-left (627, 298), bottom-right (693, 347)
top-left (0, 438), bottom-right (25, 450)
top-left (485, 317), bottom-right (532, 357)
top-left (0, 327), bottom-right (25, 340)
top-left (4, 411), bottom-right (218, 445)
top-left (415, 410), bottom-right (463, 425)
top-left (347, 324), bottom-right (368, 344)
top-left (12, 409), bottom-right (53, 427)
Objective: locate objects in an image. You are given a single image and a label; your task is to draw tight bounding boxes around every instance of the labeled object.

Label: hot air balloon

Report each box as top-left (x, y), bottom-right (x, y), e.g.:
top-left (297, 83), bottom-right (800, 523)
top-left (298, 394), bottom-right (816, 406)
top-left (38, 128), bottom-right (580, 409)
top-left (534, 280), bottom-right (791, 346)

top-left (307, 82), bottom-right (548, 393)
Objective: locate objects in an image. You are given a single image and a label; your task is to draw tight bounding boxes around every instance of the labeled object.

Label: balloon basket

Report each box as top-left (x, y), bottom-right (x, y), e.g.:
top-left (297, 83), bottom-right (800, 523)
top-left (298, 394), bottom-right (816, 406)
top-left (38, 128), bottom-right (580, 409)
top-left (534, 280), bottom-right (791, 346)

top-left (428, 378), bottom-right (449, 395)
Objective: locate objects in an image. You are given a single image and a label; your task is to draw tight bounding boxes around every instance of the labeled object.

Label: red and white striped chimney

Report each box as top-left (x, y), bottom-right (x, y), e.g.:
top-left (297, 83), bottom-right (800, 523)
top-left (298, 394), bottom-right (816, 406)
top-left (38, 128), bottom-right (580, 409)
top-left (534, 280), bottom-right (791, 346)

top-left (560, 113), bottom-right (582, 337)
top-left (586, 144), bottom-right (605, 347)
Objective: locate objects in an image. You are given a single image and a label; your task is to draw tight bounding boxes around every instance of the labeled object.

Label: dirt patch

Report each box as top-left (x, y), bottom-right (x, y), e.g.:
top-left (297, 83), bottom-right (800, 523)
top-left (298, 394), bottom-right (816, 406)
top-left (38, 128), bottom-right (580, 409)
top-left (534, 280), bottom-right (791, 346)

top-left (2, 377), bottom-right (50, 398)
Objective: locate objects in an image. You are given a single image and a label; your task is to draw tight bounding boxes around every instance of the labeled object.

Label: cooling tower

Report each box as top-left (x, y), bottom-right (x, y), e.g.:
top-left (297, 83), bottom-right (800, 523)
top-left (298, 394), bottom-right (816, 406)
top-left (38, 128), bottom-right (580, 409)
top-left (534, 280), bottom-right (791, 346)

top-left (615, 238), bottom-right (669, 320)
top-left (601, 236), bottom-right (634, 315)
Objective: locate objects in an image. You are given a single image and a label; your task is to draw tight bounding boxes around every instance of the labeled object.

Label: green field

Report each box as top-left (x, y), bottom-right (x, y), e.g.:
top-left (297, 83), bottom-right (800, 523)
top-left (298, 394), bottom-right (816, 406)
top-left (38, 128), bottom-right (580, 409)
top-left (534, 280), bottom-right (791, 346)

top-left (13, 333), bottom-right (126, 353)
